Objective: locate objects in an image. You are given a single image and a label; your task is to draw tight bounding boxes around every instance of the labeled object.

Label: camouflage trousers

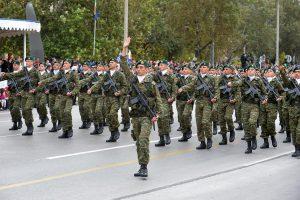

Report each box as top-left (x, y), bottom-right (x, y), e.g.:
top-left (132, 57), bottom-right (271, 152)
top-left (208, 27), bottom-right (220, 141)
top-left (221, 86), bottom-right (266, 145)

top-left (78, 92), bottom-right (91, 122)
top-left (59, 95), bottom-right (73, 131)
top-left (235, 101), bottom-right (242, 124)
top-left (176, 100), bottom-right (193, 133)
top-left (21, 92), bottom-right (35, 124)
top-left (289, 105), bottom-right (300, 145)
top-left (8, 92), bottom-right (22, 122)
top-left (195, 99), bottom-right (213, 141)
top-left (132, 117), bottom-right (152, 165)
top-left (218, 100), bottom-right (235, 134)
top-left (282, 101), bottom-right (290, 132)
top-left (36, 92), bottom-right (48, 120)
top-left (157, 98), bottom-right (171, 136)
top-left (105, 96), bottom-right (120, 131)
top-left (260, 103), bottom-right (278, 138)
top-left (120, 96), bottom-right (130, 122)
top-left (241, 102), bottom-right (259, 141)
top-left (90, 94), bottom-right (106, 124)
top-left (211, 103), bottom-right (219, 122)
top-left (48, 93), bottom-right (61, 123)
top-left (278, 101), bottom-right (284, 126)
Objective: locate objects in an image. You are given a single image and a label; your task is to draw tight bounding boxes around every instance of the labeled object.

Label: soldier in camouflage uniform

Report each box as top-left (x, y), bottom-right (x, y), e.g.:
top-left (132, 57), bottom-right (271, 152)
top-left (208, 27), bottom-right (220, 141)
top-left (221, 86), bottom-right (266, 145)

top-left (78, 62), bottom-right (93, 129)
top-left (36, 63), bottom-right (50, 127)
top-left (235, 68), bottom-right (245, 131)
top-left (230, 65), bottom-right (267, 154)
top-left (1, 56), bottom-right (40, 136)
top-left (153, 60), bottom-right (177, 147)
top-left (279, 65), bottom-right (300, 157)
top-left (88, 58), bottom-right (128, 142)
top-left (218, 64), bottom-right (241, 145)
top-left (259, 67), bottom-right (284, 149)
top-left (179, 62), bottom-right (220, 150)
top-left (46, 62), bottom-right (62, 132)
top-left (209, 66), bottom-right (220, 135)
top-left (40, 59), bottom-right (80, 138)
top-left (121, 37), bottom-right (162, 177)
top-left (6, 61), bottom-right (23, 131)
top-left (176, 64), bottom-right (194, 142)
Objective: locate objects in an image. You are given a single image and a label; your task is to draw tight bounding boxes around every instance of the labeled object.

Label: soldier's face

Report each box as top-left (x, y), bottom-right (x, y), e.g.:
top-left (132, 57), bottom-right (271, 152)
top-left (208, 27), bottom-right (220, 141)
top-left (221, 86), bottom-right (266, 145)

top-left (294, 70), bottom-right (300, 78)
top-left (83, 65), bottom-right (89, 71)
top-left (53, 64), bottom-right (59, 70)
top-left (13, 64), bottom-right (20, 71)
top-left (159, 64), bottom-right (168, 71)
top-left (200, 66), bottom-right (209, 74)
top-left (136, 65), bottom-right (147, 76)
top-left (109, 61), bottom-right (117, 69)
top-left (39, 64), bottom-right (45, 71)
top-left (247, 68), bottom-right (256, 76)
top-left (266, 70), bottom-right (275, 77)
top-left (25, 60), bottom-right (33, 67)
top-left (97, 65), bottom-right (105, 72)
top-left (223, 68), bottom-right (232, 75)
top-left (183, 67), bottom-right (192, 75)
top-left (63, 62), bottom-right (71, 70)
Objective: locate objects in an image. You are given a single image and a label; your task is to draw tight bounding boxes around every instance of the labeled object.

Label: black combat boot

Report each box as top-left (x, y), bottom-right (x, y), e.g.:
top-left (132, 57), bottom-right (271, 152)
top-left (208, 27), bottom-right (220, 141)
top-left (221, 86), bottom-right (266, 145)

top-left (86, 120), bottom-right (92, 129)
top-left (278, 125), bottom-right (286, 133)
top-left (165, 134), bottom-right (171, 145)
top-left (58, 130), bottom-right (68, 139)
top-left (134, 165), bottom-right (142, 177)
top-left (121, 122), bottom-right (130, 132)
top-left (22, 123), bottom-right (33, 136)
top-left (98, 123), bottom-right (104, 134)
top-left (9, 122), bottom-right (18, 131)
top-left (17, 119), bottom-right (23, 129)
top-left (293, 145), bottom-right (300, 157)
top-left (291, 145), bottom-right (297, 157)
top-left (235, 123), bottom-right (243, 130)
top-left (79, 121), bottom-right (88, 129)
top-left (38, 116), bottom-right (49, 127)
top-left (139, 164), bottom-right (148, 177)
top-left (241, 136), bottom-right (245, 140)
top-left (114, 130), bottom-right (120, 141)
top-left (186, 129), bottom-right (192, 139)
top-left (213, 122), bottom-right (218, 135)
top-left (57, 120), bottom-right (62, 131)
top-left (229, 130), bottom-right (235, 142)
top-left (170, 117), bottom-right (174, 124)
top-left (177, 126), bottom-right (182, 131)
top-left (120, 119), bottom-right (125, 124)
top-left (49, 122), bottom-right (57, 132)
top-left (260, 138), bottom-right (269, 149)
top-left (155, 136), bottom-right (166, 147)
top-left (252, 137), bottom-right (257, 150)
top-left (219, 134), bottom-right (227, 145)
top-left (103, 119), bottom-right (108, 126)
top-left (106, 130), bottom-right (119, 142)
top-left (196, 141), bottom-right (206, 150)
top-left (37, 119), bottom-right (44, 127)
top-left (178, 133), bottom-right (188, 142)
top-left (271, 136), bottom-right (277, 147)
top-left (245, 141), bottom-right (252, 154)
top-left (66, 129), bottom-right (73, 138)
top-left (90, 123), bottom-right (99, 135)
top-left (283, 132), bottom-right (291, 143)
top-left (207, 138), bottom-right (213, 149)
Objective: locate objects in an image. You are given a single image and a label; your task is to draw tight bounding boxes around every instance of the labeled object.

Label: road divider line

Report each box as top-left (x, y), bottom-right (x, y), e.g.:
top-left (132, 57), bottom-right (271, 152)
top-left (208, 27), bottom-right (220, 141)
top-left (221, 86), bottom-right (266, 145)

top-left (0, 148), bottom-right (193, 191)
top-left (45, 134), bottom-right (197, 160)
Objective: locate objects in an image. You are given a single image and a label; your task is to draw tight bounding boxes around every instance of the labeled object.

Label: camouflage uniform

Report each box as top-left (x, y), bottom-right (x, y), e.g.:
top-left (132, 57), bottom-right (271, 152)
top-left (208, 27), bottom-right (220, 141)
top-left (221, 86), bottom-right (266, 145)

top-left (260, 77), bottom-right (284, 148)
top-left (176, 74), bottom-right (194, 142)
top-left (78, 71), bottom-right (92, 129)
top-left (36, 71), bottom-right (50, 127)
top-left (120, 95), bottom-right (131, 131)
top-left (2, 67), bottom-right (40, 135)
top-left (152, 71), bottom-right (177, 146)
top-left (90, 69), bottom-right (128, 142)
top-left (181, 74), bottom-right (220, 149)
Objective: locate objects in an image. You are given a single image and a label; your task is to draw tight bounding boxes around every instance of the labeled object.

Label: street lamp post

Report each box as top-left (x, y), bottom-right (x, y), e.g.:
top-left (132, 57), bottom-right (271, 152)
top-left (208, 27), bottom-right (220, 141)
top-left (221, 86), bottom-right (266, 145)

top-left (275, 0), bottom-right (280, 66)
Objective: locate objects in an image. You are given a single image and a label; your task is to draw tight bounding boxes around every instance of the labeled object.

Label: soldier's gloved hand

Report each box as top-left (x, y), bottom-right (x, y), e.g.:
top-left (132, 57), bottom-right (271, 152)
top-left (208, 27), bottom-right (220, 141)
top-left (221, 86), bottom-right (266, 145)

top-left (211, 98), bottom-right (217, 103)
top-left (87, 89), bottom-right (92, 95)
top-left (227, 82), bottom-right (233, 87)
top-left (45, 90), bottom-right (49, 94)
top-left (262, 99), bottom-right (268, 104)
top-left (29, 89), bottom-right (35, 94)
top-left (38, 81), bottom-right (43, 86)
top-left (177, 88), bottom-right (183, 94)
top-left (187, 99), bottom-right (193, 104)
top-left (276, 97), bottom-right (282, 101)
top-left (16, 92), bottom-right (21, 96)
top-left (114, 91), bottom-right (121, 96)
top-left (67, 92), bottom-right (72, 96)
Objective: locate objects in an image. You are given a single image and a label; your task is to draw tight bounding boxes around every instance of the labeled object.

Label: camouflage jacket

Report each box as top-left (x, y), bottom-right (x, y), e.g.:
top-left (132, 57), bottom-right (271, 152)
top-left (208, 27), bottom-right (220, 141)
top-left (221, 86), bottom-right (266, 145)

top-left (176, 75), bottom-right (194, 101)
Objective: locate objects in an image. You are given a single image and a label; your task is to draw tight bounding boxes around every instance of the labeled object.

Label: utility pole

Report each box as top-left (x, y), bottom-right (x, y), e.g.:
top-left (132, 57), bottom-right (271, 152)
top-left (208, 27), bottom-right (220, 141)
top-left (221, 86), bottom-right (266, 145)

top-left (275, 0), bottom-right (280, 65)
top-left (124, 0), bottom-right (128, 43)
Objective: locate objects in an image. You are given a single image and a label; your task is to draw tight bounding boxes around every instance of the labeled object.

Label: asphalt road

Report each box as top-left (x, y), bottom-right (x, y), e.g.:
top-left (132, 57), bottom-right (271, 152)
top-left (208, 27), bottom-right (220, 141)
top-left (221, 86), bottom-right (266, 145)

top-left (0, 105), bottom-right (298, 200)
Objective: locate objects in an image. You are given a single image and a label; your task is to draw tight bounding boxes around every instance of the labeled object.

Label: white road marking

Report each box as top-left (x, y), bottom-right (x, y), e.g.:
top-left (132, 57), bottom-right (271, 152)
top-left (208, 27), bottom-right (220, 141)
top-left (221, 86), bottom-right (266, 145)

top-left (0, 131), bottom-right (49, 138)
top-left (45, 135), bottom-right (197, 160)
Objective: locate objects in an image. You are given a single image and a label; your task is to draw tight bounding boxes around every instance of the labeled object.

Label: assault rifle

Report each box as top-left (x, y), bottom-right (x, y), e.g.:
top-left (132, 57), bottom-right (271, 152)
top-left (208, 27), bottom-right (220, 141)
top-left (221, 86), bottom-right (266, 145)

top-left (219, 76), bottom-right (233, 101)
top-left (288, 79), bottom-right (300, 98)
top-left (103, 72), bottom-right (118, 92)
top-left (58, 70), bottom-right (70, 93)
top-left (196, 75), bottom-right (214, 100)
top-left (7, 78), bottom-right (20, 94)
top-left (262, 77), bottom-right (280, 99)
top-left (156, 71), bottom-right (172, 99)
top-left (237, 75), bottom-right (266, 101)
top-left (130, 81), bottom-right (157, 131)
top-left (178, 76), bottom-right (192, 100)
top-left (23, 67), bottom-right (33, 90)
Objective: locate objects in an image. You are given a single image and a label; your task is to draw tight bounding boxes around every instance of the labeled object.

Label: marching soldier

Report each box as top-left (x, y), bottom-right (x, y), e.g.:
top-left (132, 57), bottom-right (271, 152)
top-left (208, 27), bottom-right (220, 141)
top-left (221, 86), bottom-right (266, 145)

top-left (40, 59), bottom-right (80, 138)
top-left (153, 60), bottom-right (177, 147)
top-left (176, 64), bottom-right (194, 142)
top-left (259, 67), bottom-right (284, 149)
top-left (279, 65), bottom-right (300, 157)
top-left (78, 62), bottom-right (93, 129)
top-left (209, 65), bottom-right (220, 135)
top-left (36, 63), bottom-right (50, 127)
top-left (235, 68), bottom-right (245, 131)
top-left (6, 61), bottom-right (23, 131)
top-left (218, 64), bottom-right (241, 145)
top-left (121, 37), bottom-right (162, 177)
top-left (178, 62), bottom-right (220, 150)
top-left (88, 58), bottom-right (128, 142)
top-left (0, 56), bottom-right (40, 136)
top-left (230, 65), bottom-right (267, 154)
top-left (46, 62), bottom-right (62, 132)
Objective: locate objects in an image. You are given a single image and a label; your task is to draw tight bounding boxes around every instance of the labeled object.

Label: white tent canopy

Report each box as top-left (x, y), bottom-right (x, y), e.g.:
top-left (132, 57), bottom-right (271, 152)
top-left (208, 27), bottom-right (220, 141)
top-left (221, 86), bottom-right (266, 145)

top-left (0, 18), bottom-right (41, 63)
